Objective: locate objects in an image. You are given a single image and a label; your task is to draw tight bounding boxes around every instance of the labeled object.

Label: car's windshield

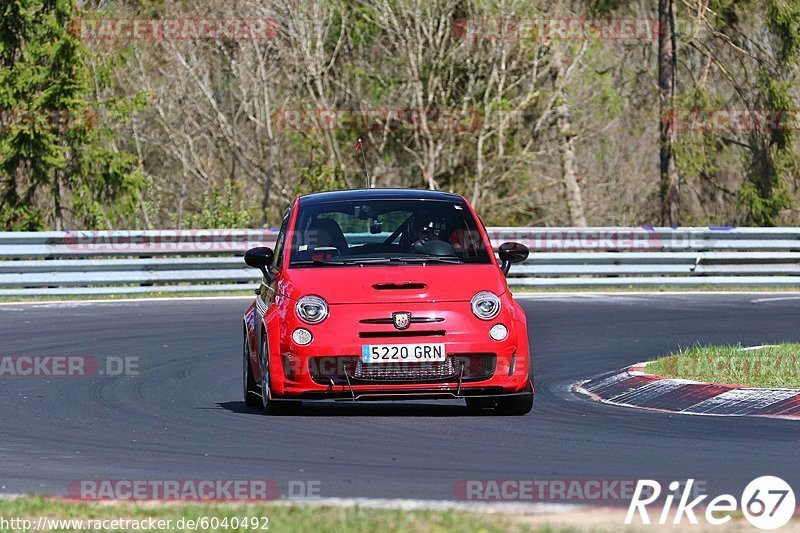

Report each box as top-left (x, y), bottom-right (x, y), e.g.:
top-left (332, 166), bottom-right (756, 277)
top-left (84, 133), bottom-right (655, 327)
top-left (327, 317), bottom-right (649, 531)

top-left (289, 198), bottom-right (492, 266)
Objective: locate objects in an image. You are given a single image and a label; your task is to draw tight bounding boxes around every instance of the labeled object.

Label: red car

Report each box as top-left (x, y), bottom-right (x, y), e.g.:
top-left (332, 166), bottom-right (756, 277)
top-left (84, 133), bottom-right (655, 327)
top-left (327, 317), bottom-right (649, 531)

top-left (242, 189), bottom-right (533, 415)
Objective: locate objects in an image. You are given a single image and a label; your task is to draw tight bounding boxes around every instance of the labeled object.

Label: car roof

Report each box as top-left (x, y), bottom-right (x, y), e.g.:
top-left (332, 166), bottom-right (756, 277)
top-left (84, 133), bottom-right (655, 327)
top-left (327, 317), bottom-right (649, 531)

top-left (298, 188), bottom-right (464, 205)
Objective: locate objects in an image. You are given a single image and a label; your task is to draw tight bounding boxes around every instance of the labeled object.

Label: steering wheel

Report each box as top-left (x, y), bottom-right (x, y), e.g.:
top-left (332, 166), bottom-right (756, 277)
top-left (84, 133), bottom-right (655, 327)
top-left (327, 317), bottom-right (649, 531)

top-left (412, 239), bottom-right (455, 256)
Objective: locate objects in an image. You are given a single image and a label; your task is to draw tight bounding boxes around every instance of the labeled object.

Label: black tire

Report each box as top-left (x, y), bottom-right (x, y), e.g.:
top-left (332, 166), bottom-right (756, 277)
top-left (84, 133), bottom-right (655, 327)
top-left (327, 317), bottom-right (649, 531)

top-left (243, 329), bottom-right (261, 409)
top-left (493, 382), bottom-right (534, 416)
top-left (259, 334), bottom-right (301, 415)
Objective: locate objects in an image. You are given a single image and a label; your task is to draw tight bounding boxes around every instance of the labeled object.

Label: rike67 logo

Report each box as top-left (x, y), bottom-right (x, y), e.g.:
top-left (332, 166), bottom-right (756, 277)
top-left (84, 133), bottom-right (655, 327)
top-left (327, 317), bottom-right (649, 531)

top-left (626, 476), bottom-right (795, 530)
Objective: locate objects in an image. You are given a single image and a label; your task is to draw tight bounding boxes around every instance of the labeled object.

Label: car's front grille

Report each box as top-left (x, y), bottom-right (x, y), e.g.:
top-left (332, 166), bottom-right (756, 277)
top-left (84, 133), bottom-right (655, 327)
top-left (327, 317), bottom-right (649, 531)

top-left (352, 359), bottom-right (456, 382)
top-left (308, 354), bottom-right (496, 384)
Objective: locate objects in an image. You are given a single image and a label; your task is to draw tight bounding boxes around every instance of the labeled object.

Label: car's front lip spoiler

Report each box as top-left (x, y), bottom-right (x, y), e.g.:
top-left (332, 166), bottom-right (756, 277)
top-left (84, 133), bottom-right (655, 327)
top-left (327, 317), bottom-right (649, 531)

top-left (275, 381), bottom-right (534, 403)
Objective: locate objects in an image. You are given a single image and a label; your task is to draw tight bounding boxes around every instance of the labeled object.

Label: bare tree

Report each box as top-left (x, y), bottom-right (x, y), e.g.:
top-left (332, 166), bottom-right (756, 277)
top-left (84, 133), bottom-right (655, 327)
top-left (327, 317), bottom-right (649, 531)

top-left (658, 0), bottom-right (679, 225)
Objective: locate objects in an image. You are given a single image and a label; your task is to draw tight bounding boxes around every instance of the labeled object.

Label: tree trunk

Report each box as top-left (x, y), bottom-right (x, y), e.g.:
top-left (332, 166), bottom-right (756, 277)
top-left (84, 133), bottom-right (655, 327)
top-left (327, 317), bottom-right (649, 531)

top-left (177, 176), bottom-right (186, 228)
top-left (557, 102), bottom-right (587, 226)
top-left (471, 134), bottom-right (485, 208)
top-left (53, 170), bottom-right (64, 231)
top-left (132, 124), bottom-right (151, 229)
top-left (262, 158), bottom-right (273, 223)
top-left (261, 105), bottom-right (275, 225)
top-left (658, 0), bottom-right (679, 226)
top-left (423, 141), bottom-right (440, 190)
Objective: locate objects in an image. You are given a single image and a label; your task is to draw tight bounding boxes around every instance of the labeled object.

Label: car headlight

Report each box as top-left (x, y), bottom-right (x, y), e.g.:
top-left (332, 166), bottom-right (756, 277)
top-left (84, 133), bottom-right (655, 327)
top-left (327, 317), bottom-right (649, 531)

top-left (295, 295), bottom-right (329, 324)
top-left (471, 291), bottom-right (501, 320)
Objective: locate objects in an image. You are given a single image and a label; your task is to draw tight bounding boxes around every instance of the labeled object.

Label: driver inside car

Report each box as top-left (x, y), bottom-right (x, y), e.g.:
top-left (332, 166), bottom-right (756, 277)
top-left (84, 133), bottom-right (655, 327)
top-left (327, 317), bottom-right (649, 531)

top-left (406, 212), bottom-right (449, 252)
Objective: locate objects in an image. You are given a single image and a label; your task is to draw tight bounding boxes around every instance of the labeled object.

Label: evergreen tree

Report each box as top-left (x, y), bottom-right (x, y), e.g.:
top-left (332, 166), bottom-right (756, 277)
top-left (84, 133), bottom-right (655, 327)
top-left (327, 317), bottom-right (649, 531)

top-left (0, 0), bottom-right (144, 230)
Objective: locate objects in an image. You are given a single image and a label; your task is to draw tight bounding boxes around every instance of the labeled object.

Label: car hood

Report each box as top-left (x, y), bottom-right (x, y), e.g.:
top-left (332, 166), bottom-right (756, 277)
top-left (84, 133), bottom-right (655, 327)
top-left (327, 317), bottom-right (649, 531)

top-left (279, 264), bottom-right (507, 304)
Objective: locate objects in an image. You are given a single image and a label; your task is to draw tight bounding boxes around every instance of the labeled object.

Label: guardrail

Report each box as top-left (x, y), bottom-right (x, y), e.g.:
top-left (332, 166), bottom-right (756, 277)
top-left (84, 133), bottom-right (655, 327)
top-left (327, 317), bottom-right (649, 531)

top-left (0, 227), bottom-right (799, 295)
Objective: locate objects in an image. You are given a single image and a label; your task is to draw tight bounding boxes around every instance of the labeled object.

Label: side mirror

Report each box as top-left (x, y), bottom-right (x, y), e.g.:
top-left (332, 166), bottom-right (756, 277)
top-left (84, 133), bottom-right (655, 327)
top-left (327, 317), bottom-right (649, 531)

top-left (244, 247), bottom-right (275, 278)
top-left (498, 242), bottom-right (529, 276)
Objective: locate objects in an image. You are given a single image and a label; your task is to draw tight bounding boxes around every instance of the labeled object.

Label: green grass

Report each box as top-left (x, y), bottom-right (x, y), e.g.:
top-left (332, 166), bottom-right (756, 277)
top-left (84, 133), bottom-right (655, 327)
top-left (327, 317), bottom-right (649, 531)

top-left (644, 343), bottom-right (800, 388)
top-left (0, 497), bottom-right (543, 533)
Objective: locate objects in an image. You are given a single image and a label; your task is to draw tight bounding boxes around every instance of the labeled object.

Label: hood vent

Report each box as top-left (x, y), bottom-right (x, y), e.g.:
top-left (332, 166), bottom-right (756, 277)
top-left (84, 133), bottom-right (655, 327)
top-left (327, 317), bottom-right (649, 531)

top-left (372, 282), bottom-right (427, 290)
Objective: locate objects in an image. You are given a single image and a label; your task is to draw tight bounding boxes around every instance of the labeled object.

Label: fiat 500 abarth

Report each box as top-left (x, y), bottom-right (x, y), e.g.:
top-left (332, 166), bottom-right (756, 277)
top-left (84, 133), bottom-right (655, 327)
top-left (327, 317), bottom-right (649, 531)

top-left (242, 189), bottom-right (533, 415)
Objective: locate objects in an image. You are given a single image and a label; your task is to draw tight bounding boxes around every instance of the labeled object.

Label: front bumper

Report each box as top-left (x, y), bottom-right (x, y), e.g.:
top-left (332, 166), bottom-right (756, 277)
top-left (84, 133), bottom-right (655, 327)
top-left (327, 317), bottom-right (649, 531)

top-left (276, 383), bottom-right (534, 403)
top-left (268, 301), bottom-right (531, 398)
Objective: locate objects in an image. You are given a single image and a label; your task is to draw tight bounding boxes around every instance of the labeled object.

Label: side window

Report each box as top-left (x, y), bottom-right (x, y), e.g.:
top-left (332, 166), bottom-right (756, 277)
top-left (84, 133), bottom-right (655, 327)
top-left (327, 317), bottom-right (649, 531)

top-left (272, 213), bottom-right (290, 270)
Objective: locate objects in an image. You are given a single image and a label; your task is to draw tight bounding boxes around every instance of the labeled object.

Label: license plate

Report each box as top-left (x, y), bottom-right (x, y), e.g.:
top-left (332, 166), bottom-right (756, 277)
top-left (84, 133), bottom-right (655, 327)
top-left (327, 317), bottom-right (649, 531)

top-left (361, 343), bottom-right (446, 363)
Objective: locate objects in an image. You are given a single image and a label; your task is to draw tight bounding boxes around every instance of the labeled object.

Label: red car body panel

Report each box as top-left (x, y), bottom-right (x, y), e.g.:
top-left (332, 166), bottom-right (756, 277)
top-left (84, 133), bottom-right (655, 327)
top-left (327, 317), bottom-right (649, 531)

top-left (243, 189), bottom-right (533, 405)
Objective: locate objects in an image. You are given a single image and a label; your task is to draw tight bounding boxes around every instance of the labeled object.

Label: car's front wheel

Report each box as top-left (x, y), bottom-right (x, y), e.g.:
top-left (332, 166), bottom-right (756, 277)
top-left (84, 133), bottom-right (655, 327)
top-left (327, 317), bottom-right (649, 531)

top-left (466, 382), bottom-right (534, 415)
top-left (259, 334), bottom-right (301, 415)
top-left (243, 329), bottom-right (260, 409)
top-left (493, 381), bottom-right (534, 416)
top-left (465, 397), bottom-right (493, 410)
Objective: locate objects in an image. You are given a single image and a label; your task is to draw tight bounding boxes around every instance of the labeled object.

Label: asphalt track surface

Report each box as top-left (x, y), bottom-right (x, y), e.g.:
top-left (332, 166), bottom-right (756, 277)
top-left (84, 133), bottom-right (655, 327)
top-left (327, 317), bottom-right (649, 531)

top-left (0, 293), bottom-right (798, 502)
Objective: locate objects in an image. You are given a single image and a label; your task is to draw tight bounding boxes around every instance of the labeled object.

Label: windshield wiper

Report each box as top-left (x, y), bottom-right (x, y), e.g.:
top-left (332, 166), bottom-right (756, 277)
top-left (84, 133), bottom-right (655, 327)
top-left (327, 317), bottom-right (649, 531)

top-left (291, 259), bottom-right (347, 266)
top-left (291, 257), bottom-right (393, 267)
top-left (292, 256), bottom-right (463, 267)
top-left (388, 256), bottom-right (463, 264)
